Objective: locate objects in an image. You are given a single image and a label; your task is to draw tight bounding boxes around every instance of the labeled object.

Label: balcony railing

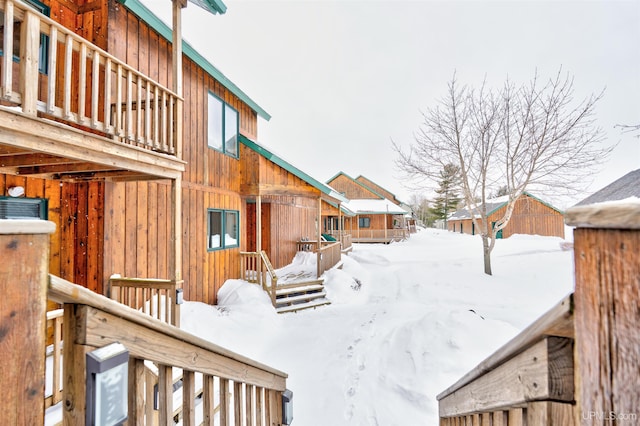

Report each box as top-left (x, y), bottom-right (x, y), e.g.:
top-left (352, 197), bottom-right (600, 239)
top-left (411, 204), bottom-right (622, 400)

top-left (352, 228), bottom-right (407, 243)
top-left (0, 0), bottom-right (180, 156)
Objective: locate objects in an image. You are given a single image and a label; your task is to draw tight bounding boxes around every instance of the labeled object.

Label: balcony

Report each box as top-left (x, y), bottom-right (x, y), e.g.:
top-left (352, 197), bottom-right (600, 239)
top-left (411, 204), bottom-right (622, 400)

top-left (0, 0), bottom-right (184, 181)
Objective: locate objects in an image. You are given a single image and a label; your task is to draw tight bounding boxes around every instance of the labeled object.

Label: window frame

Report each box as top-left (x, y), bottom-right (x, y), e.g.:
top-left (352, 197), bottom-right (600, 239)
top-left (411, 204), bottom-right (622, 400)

top-left (358, 217), bottom-right (371, 228)
top-left (207, 208), bottom-right (240, 251)
top-left (0, 0), bottom-right (50, 74)
top-left (207, 91), bottom-right (239, 158)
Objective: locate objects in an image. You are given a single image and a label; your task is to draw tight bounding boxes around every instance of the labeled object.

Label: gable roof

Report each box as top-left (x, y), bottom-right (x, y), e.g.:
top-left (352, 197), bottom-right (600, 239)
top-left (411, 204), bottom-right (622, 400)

top-left (449, 192), bottom-right (563, 220)
top-left (355, 175), bottom-right (401, 204)
top-left (118, 0), bottom-right (270, 121)
top-left (326, 172), bottom-right (384, 199)
top-left (574, 169), bottom-right (640, 206)
top-left (239, 135), bottom-right (347, 203)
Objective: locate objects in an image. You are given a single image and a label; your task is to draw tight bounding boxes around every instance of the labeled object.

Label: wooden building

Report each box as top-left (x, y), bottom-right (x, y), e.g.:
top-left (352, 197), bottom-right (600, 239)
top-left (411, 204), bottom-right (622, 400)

top-left (447, 192), bottom-right (565, 239)
top-left (0, 0), bottom-right (342, 306)
top-left (326, 172), bottom-right (411, 243)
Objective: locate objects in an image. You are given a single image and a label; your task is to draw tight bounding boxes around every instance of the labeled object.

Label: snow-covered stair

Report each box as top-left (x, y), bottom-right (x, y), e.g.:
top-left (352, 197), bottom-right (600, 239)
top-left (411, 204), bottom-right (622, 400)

top-left (275, 281), bottom-right (331, 314)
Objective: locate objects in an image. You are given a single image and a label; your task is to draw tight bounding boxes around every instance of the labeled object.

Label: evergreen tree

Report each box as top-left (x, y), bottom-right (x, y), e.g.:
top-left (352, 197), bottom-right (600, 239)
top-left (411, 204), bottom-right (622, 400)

top-left (429, 164), bottom-right (461, 227)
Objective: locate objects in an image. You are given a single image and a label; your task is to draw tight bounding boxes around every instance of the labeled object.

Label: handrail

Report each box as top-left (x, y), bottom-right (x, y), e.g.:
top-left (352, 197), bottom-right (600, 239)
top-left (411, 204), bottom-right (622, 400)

top-left (48, 274), bottom-right (287, 424)
top-left (107, 276), bottom-right (182, 326)
top-left (44, 308), bottom-right (63, 410)
top-left (0, 0), bottom-right (181, 155)
top-left (437, 294), bottom-right (575, 423)
top-left (239, 251), bottom-right (278, 306)
top-left (317, 241), bottom-right (342, 277)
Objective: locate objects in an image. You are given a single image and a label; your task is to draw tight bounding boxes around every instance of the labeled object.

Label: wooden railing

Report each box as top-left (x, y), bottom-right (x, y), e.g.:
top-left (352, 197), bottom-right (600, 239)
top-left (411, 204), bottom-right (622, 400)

top-left (317, 241), bottom-right (341, 277)
top-left (48, 274), bottom-right (288, 425)
top-left (0, 0), bottom-right (180, 155)
top-left (326, 231), bottom-right (353, 252)
top-left (437, 294), bottom-right (576, 424)
top-left (44, 308), bottom-right (63, 410)
top-left (352, 228), bottom-right (407, 243)
top-left (107, 276), bottom-right (182, 327)
top-left (240, 250), bottom-right (278, 305)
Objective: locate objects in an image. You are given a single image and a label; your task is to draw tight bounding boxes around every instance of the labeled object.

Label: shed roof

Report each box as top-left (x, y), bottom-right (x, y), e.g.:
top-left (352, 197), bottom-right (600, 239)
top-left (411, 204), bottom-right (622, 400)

top-left (574, 169), bottom-right (640, 206)
top-left (118, 0), bottom-right (270, 120)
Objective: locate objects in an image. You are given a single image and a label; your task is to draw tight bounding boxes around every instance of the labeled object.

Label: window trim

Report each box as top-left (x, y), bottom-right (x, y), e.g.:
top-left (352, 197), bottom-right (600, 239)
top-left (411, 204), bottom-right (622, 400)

top-left (207, 208), bottom-right (240, 251)
top-left (207, 91), bottom-right (239, 158)
top-left (0, 0), bottom-right (50, 74)
top-left (358, 217), bottom-right (371, 228)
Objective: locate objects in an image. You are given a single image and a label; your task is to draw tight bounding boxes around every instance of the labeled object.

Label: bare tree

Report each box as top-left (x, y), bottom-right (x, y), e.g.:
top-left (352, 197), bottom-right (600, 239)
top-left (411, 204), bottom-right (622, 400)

top-left (394, 70), bottom-right (609, 275)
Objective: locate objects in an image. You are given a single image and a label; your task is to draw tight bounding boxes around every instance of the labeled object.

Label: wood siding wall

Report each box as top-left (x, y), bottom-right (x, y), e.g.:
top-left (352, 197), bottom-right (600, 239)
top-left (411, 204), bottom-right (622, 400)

top-left (100, 3), bottom-right (260, 304)
top-left (355, 176), bottom-right (398, 204)
top-left (448, 195), bottom-right (564, 239)
top-left (0, 175), bottom-right (104, 293)
top-left (327, 174), bottom-right (379, 199)
top-left (241, 146), bottom-right (322, 269)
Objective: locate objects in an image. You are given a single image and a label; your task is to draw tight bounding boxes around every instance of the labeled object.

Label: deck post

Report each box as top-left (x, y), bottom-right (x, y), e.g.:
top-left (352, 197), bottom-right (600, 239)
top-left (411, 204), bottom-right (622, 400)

top-left (0, 220), bottom-right (55, 424)
top-left (171, 176), bottom-right (182, 327)
top-left (317, 197), bottom-right (322, 278)
top-left (566, 202), bottom-right (640, 425)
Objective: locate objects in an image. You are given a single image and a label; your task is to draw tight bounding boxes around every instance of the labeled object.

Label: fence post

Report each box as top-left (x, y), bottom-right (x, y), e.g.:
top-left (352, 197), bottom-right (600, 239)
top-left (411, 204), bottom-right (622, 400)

top-left (566, 202), bottom-right (640, 424)
top-left (0, 220), bottom-right (55, 424)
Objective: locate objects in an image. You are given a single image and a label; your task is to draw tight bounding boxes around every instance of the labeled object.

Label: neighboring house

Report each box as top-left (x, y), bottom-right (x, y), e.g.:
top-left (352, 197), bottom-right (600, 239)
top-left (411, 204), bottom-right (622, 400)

top-left (0, 0), bottom-right (342, 306)
top-left (448, 193), bottom-right (565, 239)
top-left (326, 172), bottom-right (411, 242)
top-left (239, 135), bottom-right (346, 269)
top-left (574, 169), bottom-right (640, 206)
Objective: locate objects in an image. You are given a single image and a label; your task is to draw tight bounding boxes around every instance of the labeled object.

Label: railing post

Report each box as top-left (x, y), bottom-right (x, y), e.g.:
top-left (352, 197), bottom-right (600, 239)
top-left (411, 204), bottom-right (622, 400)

top-left (0, 220), bottom-right (55, 424)
top-left (566, 202), bottom-right (640, 424)
top-left (19, 9), bottom-right (41, 115)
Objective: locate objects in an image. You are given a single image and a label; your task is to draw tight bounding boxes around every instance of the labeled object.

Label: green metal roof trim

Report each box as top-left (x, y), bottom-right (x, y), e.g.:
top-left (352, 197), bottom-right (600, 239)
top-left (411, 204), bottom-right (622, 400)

top-left (188, 0), bottom-right (226, 15)
top-left (240, 135), bottom-right (348, 202)
top-left (118, 0), bottom-right (270, 121)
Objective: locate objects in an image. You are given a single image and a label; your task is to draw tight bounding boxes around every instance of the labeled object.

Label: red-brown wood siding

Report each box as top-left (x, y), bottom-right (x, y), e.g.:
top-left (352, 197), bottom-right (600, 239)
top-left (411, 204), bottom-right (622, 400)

top-left (327, 174), bottom-right (380, 200)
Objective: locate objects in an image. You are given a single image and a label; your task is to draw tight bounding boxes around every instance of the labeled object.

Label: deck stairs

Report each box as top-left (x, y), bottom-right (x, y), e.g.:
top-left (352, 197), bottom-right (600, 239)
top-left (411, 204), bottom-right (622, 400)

top-left (274, 279), bottom-right (331, 314)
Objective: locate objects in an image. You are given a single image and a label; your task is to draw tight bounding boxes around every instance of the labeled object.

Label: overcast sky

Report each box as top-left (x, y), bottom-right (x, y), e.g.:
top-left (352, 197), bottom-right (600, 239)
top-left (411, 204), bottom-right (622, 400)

top-left (144, 0), bottom-right (640, 208)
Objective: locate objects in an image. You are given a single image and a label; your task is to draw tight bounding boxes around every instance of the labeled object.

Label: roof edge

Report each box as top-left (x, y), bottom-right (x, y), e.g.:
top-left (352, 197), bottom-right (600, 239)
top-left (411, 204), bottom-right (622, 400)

top-left (118, 0), bottom-right (271, 121)
top-left (239, 135), bottom-right (347, 202)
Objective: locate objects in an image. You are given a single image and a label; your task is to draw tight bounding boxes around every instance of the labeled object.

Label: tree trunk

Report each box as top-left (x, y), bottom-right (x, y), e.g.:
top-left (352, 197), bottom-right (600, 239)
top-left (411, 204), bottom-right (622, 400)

top-left (482, 234), bottom-right (492, 275)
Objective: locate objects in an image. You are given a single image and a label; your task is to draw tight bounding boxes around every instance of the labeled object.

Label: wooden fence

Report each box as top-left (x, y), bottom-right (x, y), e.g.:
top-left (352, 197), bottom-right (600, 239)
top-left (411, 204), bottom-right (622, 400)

top-left (0, 0), bottom-right (180, 155)
top-left (438, 201), bottom-right (640, 425)
top-left (317, 241), bottom-right (341, 277)
top-left (352, 228), bottom-right (407, 243)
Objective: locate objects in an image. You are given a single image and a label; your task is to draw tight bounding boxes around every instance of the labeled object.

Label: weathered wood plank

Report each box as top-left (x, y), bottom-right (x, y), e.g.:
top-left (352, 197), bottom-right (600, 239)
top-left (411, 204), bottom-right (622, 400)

top-left (438, 294), bottom-right (573, 401)
top-left (438, 337), bottom-right (574, 417)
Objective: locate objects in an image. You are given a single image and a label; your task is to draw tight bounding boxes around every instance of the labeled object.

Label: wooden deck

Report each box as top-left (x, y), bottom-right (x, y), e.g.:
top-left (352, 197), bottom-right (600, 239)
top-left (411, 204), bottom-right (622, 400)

top-left (0, 0), bottom-right (184, 181)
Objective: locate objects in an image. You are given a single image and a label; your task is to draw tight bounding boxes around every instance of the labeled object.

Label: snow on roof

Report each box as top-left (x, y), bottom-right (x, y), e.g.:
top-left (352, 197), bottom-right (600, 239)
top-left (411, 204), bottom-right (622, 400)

top-left (574, 169), bottom-right (640, 206)
top-left (343, 198), bottom-right (408, 215)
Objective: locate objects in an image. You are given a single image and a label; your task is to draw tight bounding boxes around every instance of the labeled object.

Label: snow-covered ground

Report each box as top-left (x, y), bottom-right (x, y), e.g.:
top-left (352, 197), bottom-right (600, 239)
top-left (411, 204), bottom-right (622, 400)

top-left (181, 227), bottom-right (575, 425)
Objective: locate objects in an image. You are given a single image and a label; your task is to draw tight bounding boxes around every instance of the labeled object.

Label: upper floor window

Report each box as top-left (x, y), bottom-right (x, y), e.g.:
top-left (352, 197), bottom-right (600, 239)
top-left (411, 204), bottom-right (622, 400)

top-left (208, 92), bottom-right (238, 157)
top-left (207, 209), bottom-right (239, 251)
top-left (0, 0), bottom-right (50, 74)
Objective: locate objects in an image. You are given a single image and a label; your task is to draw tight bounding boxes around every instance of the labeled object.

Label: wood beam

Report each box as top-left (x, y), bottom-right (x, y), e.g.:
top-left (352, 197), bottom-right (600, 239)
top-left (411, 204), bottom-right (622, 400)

top-left (15, 162), bottom-right (120, 175)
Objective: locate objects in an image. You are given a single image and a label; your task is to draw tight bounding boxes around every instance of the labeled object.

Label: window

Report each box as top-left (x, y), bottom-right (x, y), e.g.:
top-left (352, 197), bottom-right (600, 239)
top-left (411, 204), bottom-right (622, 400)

top-left (0, 197), bottom-right (48, 220)
top-left (0, 0), bottom-right (50, 74)
top-left (207, 209), bottom-right (239, 250)
top-left (358, 217), bottom-right (371, 228)
top-left (208, 92), bottom-right (238, 157)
